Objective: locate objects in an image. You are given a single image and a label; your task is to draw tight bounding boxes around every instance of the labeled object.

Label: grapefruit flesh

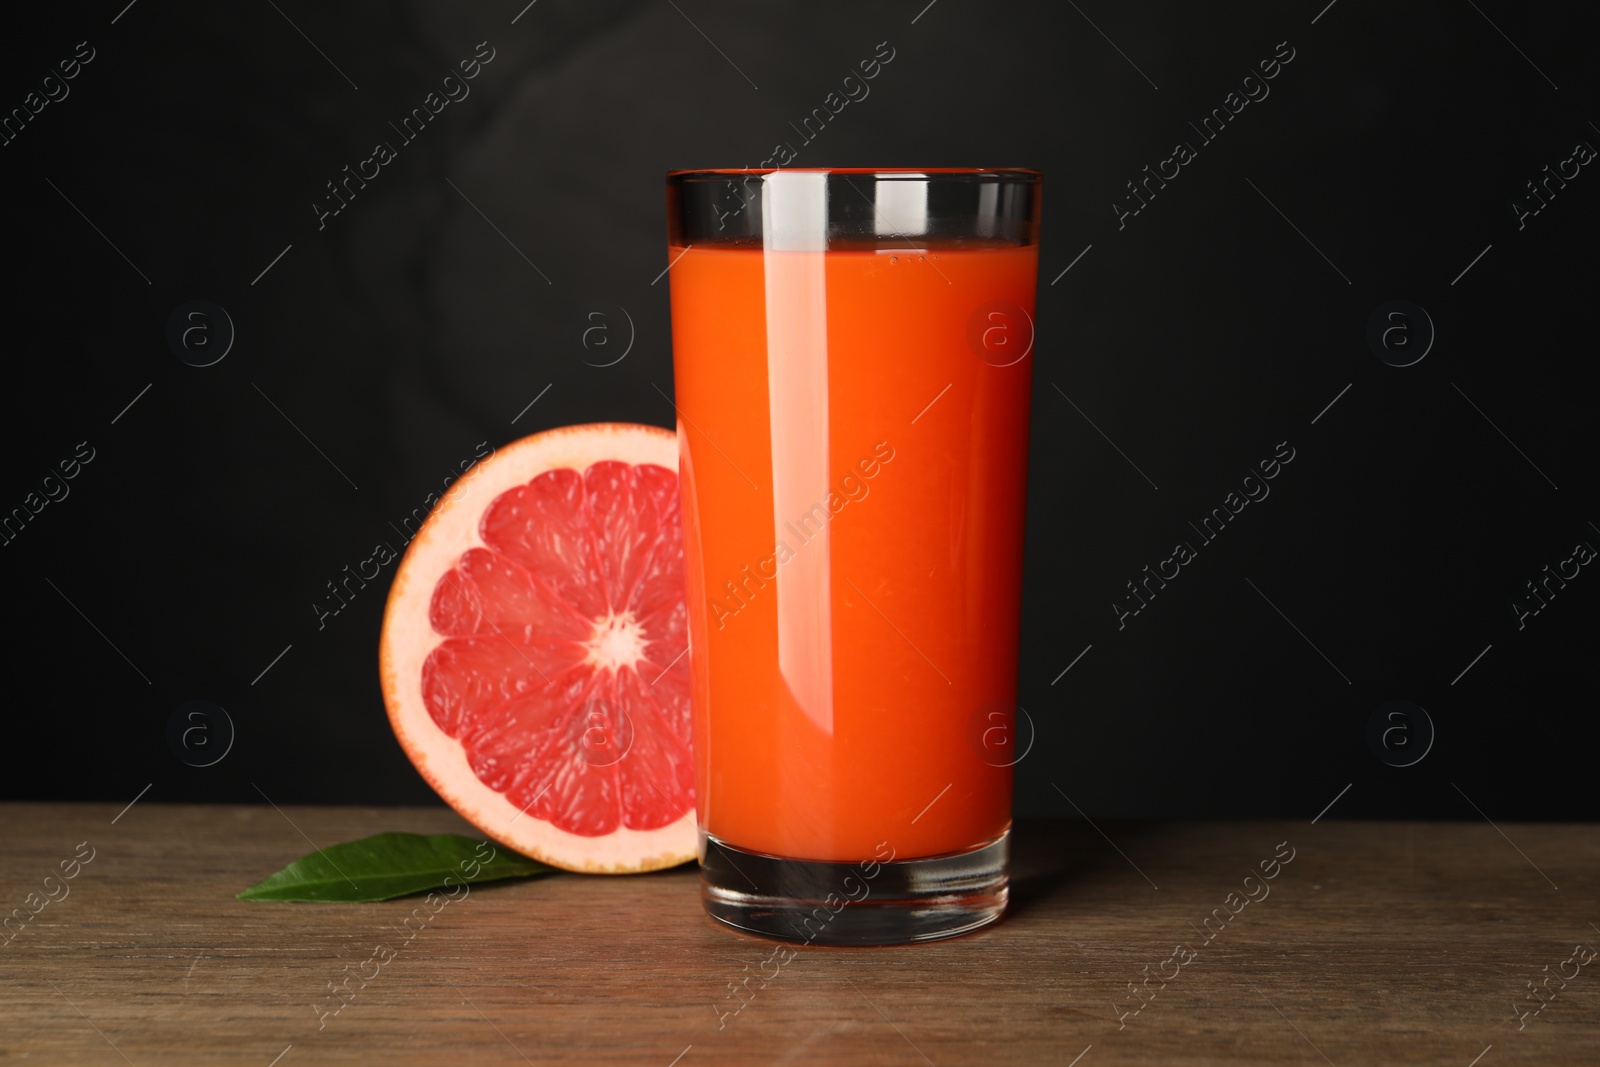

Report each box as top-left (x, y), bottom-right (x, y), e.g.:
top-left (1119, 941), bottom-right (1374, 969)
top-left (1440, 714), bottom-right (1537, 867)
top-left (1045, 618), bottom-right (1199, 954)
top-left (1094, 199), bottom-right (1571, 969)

top-left (380, 423), bottom-right (695, 873)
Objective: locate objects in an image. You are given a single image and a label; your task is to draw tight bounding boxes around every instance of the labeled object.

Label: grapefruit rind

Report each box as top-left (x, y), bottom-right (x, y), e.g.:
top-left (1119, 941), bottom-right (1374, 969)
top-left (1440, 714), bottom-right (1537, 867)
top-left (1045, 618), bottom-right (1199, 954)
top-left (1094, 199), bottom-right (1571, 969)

top-left (379, 422), bottom-right (695, 874)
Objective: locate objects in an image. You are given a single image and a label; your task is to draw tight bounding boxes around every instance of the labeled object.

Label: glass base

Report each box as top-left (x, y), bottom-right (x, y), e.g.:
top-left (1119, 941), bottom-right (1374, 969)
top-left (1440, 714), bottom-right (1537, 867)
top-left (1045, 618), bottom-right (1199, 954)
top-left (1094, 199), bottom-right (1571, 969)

top-left (699, 830), bottom-right (1008, 945)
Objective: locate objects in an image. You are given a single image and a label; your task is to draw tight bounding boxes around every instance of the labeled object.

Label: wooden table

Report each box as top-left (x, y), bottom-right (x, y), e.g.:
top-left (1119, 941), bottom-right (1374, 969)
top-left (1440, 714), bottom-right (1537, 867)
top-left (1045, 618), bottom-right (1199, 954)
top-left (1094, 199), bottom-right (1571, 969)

top-left (3, 803), bottom-right (1597, 1065)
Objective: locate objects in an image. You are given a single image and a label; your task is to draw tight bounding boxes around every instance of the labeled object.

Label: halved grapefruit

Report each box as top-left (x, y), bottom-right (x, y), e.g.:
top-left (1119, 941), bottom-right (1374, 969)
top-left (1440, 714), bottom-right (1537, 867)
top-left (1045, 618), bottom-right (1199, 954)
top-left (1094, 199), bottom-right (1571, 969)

top-left (379, 422), bottom-right (695, 874)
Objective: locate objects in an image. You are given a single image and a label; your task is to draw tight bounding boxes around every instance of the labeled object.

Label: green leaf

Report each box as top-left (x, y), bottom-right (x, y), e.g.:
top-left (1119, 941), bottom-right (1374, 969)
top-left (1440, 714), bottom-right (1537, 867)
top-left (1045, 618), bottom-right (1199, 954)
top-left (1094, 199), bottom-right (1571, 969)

top-left (237, 832), bottom-right (555, 902)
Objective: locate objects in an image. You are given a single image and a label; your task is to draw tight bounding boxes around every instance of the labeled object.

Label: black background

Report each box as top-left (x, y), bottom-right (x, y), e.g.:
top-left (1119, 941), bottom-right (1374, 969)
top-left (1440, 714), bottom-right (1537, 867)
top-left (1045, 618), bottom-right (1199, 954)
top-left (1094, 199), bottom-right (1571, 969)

top-left (2, 1), bottom-right (1593, 822)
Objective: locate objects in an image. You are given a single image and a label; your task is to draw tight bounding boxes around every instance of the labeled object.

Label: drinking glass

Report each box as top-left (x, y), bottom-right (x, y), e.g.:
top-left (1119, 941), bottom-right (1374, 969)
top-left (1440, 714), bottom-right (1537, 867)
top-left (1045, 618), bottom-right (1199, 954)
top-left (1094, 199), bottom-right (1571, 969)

top-left (665, 168), bottom-right (1042, 944)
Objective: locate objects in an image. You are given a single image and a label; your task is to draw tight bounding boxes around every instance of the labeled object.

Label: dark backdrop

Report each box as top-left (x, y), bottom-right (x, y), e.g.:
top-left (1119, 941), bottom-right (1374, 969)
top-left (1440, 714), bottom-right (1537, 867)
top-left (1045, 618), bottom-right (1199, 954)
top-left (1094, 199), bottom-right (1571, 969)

top-left (3, 1), bottom-right (1594, 822)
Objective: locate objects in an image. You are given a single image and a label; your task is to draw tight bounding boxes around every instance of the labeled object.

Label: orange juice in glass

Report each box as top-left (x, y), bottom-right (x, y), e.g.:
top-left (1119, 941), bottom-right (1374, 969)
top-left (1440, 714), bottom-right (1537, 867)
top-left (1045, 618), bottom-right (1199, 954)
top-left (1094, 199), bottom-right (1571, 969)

top-left (665, 168), bottom-right (1041, 944)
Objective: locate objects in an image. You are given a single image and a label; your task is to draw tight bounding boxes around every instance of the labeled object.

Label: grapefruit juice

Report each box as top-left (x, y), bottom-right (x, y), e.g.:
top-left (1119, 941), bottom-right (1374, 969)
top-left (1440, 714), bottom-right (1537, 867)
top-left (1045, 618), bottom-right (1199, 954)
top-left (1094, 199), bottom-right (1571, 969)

top-left (667, 168), bottom-right (1041, 943)
top-left (671, 246), bottom-right (1036, 861)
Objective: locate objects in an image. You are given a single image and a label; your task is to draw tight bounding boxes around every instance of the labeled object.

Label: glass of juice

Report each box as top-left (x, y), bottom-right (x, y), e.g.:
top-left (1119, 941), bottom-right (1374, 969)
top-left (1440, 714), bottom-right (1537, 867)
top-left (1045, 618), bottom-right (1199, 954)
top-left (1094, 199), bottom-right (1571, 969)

top-left (665, 168), bottom-right (1041, 944)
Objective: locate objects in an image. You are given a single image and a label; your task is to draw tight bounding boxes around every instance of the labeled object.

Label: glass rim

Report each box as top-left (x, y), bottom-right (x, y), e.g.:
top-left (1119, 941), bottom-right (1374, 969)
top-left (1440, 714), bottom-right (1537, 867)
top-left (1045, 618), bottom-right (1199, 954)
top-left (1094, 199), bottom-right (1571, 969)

top-left (666, 167), bottom-right (1041, 183)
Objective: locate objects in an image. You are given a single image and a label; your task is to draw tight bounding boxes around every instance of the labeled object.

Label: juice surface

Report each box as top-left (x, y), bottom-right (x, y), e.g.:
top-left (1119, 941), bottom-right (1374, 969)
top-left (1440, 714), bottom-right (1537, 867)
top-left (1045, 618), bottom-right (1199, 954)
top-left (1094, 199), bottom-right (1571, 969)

top-left (668, 244), bottom-right (1036, 862)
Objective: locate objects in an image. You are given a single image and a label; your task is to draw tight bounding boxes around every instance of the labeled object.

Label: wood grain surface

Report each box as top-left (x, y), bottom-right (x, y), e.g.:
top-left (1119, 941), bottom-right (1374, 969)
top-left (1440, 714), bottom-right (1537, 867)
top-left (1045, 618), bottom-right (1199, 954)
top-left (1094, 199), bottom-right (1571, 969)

top-left (2, 802), bottom-right (1597, 1065)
